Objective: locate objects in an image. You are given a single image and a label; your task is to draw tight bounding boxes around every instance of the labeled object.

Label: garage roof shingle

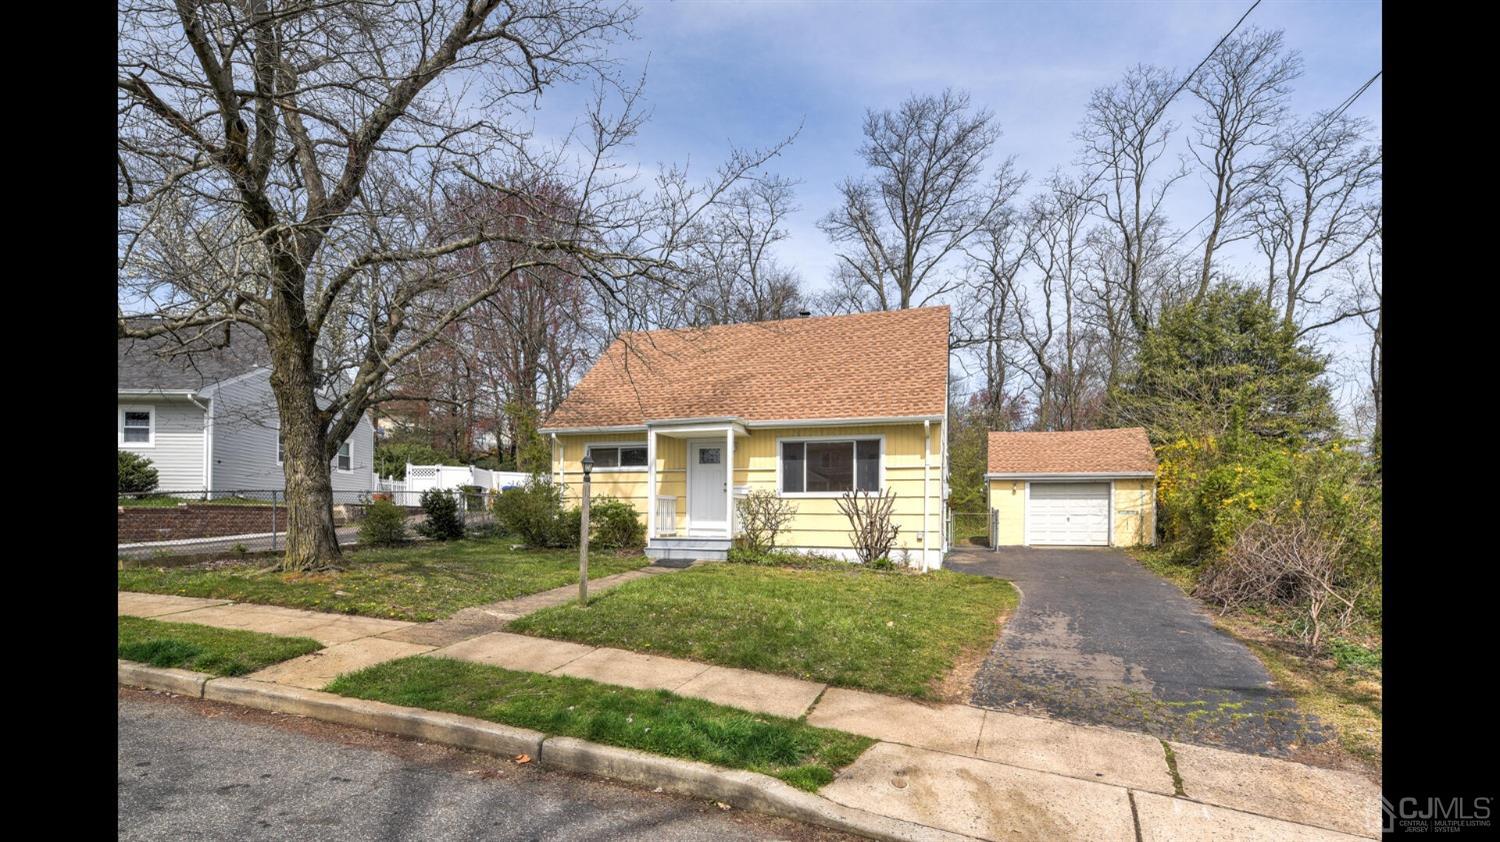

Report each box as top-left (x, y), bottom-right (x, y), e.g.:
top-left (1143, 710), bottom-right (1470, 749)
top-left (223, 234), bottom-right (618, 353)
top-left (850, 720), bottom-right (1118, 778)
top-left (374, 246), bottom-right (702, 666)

top-left (987, 428), bottom-right (1157, 475)
top-left (543, 307), bottom-right (950, 429)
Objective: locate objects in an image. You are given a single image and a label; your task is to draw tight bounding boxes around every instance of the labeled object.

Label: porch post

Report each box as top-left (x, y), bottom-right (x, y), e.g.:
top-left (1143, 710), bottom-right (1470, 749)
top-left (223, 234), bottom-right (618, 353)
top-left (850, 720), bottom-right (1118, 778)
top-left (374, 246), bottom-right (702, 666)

top-left (646, 428), bottom-right (657, 539)
top-left (725, 428), bottom-right (735, 538)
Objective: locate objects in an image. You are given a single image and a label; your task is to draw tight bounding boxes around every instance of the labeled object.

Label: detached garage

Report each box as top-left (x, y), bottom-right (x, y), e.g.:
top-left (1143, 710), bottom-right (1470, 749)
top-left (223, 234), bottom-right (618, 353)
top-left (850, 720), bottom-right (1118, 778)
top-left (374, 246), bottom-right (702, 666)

top-left (985, 428), bottom-right (1158, 548)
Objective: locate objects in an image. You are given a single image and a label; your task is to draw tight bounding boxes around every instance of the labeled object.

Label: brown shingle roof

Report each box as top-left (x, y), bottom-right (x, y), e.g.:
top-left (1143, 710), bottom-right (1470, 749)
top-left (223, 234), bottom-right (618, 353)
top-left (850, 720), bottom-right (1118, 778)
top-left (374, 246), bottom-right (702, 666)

top-left (987, 428), bottom-right (1157, 474)
top-left (543, 307), bottom-right (949, 429)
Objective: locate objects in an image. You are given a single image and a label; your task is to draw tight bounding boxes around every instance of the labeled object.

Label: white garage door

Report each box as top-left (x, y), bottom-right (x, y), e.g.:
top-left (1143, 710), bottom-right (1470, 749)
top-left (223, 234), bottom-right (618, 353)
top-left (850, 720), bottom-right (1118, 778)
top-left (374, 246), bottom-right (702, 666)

top-left (1027, 482), bottom-right (1110, 546)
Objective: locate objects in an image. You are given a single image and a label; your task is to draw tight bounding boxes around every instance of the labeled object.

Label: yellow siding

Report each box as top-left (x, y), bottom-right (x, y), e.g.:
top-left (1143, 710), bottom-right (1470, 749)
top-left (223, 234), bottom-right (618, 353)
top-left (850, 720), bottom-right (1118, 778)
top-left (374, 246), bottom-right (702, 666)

top-left (555, 422), bottom-right (944, 557)
top-left (987, 480), bottom-right (1027, 546)
top-left (1111, 478), bottom-right (1156, 547)
top-left (987, 477), bottom-right (1158, 547)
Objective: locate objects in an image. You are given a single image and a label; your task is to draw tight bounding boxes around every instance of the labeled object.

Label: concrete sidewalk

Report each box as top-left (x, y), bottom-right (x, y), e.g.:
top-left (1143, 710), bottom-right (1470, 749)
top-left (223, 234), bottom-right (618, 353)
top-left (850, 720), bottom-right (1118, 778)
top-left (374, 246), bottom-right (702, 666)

top-left (119, 586), bottom-right (1380, 839)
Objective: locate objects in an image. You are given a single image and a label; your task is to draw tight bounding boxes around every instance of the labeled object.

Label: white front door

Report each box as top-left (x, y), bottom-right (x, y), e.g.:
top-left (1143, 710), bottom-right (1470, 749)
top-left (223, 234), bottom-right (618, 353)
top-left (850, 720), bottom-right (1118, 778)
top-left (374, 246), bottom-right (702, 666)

top-left (1027, 482), bottom-right (1110, 546)
top-left (687, 439), bottom-right (728, 534)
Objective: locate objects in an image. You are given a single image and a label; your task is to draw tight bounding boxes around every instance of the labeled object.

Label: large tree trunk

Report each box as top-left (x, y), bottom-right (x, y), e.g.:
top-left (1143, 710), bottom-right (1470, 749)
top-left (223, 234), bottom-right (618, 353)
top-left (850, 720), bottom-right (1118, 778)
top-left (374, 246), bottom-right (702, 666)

top-left (268, 325), bottom-right (343, 572)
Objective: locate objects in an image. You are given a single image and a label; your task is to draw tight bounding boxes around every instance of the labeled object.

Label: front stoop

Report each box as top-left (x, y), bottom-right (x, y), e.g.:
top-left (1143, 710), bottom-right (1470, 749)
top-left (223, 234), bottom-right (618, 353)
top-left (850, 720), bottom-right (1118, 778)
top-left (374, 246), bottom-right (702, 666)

top-left (645, 536), bottom-right (731, 562)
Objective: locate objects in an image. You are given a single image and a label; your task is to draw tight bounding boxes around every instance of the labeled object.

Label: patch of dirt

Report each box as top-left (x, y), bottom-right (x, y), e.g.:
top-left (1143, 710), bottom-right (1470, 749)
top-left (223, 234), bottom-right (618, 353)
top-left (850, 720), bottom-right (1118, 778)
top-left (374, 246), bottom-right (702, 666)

top-left (932, 603), bottom-right (1014, 703)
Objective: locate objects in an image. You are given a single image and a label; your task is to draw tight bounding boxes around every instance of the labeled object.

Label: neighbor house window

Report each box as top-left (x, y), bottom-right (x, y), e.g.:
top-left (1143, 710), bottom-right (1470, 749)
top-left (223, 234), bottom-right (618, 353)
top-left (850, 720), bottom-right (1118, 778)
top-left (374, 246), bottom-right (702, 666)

top-left (119, 407), bottom-right (154, 447)
top-left (276, 425), bottom-right (352, 471)
top-left (586, 443), bottom-right (648, 469)
top-left (780, 439), bottom-right (879, 494)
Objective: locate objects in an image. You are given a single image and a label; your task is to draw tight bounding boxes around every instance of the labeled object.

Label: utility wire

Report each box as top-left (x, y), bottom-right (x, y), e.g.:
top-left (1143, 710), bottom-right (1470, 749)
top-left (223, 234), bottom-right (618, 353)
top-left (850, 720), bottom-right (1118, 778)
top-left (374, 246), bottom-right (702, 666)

top-left (1065, 0), bottom-right (1264, 208)
top-left (1164, 68), bottom-right (1383, 256)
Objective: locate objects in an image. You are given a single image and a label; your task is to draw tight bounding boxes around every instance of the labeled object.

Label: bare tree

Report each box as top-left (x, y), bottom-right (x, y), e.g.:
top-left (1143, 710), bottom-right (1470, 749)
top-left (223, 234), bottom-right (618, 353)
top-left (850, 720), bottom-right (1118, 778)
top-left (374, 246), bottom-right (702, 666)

top-left (954, 168), bottom-right (1027, 424)
top-left (1251, 114), bottom-right (1382, 328)
top-left (1011, 176), bottom-right (1099, 430)
top-left (685, 175), bottom-right (806, 324)
top-left (820, 89), bottom-right (1011, 310)
top-left (1187, 28), bottom-right (1302, 302)
top-left (1075, 64), bottom-right (1187, 335)
top-left (1346, 243), bottom-right (1382, 462)
top-left (118, 0), bottom-right (791, 570)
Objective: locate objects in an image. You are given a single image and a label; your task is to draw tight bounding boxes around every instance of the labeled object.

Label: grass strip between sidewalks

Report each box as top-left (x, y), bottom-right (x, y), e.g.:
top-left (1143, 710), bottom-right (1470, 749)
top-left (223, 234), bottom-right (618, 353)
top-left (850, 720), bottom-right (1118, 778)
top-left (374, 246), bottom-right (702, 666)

top-left (326, 656), bottom-right (874, 791)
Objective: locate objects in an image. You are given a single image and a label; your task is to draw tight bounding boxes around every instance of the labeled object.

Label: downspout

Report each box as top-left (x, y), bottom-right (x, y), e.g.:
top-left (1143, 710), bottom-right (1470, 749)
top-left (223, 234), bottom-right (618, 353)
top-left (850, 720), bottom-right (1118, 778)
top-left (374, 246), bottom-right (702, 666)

top-left (551, 433), bottom-right (559, 486)
top-left (923, 420), bottom-right (931, 572)
top-left (186, 393), bottom-right (213, 496)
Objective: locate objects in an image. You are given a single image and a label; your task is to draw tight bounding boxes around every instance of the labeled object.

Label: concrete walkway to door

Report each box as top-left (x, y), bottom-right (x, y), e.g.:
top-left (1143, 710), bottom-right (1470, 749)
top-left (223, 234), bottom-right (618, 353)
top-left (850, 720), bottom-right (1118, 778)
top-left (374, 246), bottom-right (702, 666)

top-left (947, 546), bottom-right (1334, 757)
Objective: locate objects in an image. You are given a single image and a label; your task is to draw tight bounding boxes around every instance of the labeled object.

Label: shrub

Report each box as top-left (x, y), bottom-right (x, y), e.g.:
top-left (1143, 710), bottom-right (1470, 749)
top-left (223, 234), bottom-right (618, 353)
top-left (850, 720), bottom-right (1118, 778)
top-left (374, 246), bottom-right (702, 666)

top-left (835, 489), bottom-right (901, 565)
top-left (1196, 513), bottom-right (1373, 654)
top-left (736, 489), bottom-right (796, 553)
top-left (415, 489), bottom-right (465, 541)
top-left (493, 477), bottom-right (566, 547)
top-left (558, 505), bottom-right (582, 548)
top-left (727, 546), bottom-right (848, 570)
top-left (118, 450), bottom-right (159, 494)
top-left (587, 497), bottom-right (644, 549)
top-left (359, 498), bottom-right (407, 546)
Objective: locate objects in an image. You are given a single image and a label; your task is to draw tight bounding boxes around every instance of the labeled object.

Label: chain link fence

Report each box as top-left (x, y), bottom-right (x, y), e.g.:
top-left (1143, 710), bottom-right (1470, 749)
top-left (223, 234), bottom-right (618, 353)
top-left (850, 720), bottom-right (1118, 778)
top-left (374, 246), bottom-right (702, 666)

top-left (950, 511), bottom-right (991, 548)
top-left (117, 488), bottom-right (496, 563)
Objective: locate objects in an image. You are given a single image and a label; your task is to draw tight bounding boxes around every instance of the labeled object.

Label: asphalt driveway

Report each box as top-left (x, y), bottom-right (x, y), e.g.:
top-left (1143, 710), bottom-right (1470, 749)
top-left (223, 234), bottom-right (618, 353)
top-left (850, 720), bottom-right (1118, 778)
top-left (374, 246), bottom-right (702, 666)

top-left (946, 546), bottom-right (1331, 757)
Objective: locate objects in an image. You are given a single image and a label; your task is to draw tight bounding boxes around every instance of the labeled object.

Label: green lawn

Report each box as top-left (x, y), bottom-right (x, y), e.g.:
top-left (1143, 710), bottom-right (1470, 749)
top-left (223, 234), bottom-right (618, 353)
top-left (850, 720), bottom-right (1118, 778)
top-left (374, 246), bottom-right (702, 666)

top-left (118, 616), bottom-right (322, 676)
top-left (118, 537), bottom-right (649, 621)
top-left (508, 563), bottom-right (1018, 699)
top-left (327, 657), bottom-right (872, 791)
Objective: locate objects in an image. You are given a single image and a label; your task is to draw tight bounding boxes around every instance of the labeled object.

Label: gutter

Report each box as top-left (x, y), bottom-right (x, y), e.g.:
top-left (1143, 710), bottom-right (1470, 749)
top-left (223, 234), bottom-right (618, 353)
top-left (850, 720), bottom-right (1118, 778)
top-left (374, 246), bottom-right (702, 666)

top-left (541, 414), bottom-right (947, 436)
top-left (984, 471), bottom-right (1156, 480)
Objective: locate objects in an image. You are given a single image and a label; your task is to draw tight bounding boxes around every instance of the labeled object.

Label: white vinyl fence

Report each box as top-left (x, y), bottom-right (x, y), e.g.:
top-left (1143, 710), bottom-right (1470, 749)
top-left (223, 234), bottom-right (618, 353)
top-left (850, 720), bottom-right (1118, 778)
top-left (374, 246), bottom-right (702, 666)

top-left (376, 463), bottom-right (530, 507)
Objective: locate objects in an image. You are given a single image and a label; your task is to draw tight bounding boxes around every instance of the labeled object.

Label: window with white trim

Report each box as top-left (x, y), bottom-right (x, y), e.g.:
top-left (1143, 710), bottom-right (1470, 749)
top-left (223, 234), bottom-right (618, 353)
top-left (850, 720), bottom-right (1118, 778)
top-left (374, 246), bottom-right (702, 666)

top-left (586, 443), bottom-right (647, 469)
top-left (275, 425), bottom-right (354, 472)
top-left (780, 439), bottom-right (879, 494)
top-left (120, 407), bottom-right (154, 446)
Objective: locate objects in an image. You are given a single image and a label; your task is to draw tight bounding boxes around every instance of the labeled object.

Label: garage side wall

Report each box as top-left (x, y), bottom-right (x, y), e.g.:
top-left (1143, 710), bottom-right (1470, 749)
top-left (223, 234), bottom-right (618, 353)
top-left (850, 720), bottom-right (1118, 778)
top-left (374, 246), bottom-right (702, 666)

top-left (1111, 478), bottom-right (1156, 547)
top-left (987, 479), bottom-right (1027, 546)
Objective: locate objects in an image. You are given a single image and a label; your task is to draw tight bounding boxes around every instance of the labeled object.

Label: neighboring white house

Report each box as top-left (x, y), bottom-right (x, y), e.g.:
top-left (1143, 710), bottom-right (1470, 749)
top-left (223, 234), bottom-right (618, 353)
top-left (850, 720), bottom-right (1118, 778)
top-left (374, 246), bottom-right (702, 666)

top-left (118, 323), bottom-right (377, 495)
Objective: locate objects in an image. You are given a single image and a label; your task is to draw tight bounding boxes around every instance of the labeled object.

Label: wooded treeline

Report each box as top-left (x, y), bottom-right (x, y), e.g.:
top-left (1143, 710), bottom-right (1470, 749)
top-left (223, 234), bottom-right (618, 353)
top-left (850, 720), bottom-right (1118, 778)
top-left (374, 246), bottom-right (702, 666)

top-left (382, 27), bottom-right (1382, 505)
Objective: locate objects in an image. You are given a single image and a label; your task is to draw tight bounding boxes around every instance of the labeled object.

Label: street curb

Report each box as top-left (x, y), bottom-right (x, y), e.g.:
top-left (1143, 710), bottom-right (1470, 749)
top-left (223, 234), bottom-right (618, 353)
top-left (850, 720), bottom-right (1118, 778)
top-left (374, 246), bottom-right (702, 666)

top-left (202, 677), bottom-right (546, 760)
top-left (539, 736), bottom-right (973, 842)
top-left (118, 660), bottom-right (208, 698)
top-left (118, 663), bottom-right (974, 842)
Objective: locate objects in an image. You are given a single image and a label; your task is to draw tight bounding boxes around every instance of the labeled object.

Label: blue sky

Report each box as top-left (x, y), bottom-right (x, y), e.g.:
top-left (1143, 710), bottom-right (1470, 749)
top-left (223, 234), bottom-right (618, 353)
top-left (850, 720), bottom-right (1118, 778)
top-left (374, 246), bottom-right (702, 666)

top-left (527, 0), bottom-right (1382, 413)
top-left (540, 0), bottom-right (1381, 282)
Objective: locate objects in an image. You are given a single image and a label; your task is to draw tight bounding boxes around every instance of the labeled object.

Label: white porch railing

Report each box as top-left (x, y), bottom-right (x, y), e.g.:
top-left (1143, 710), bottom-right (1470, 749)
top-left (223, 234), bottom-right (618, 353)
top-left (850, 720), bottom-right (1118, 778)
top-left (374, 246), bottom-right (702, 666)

top-left (655, 495), bottom-right (678, 537)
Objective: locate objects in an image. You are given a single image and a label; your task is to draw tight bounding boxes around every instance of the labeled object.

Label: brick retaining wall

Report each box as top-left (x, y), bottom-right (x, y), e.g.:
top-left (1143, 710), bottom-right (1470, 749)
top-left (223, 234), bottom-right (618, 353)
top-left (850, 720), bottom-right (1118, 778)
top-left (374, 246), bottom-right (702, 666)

top-left (117, 504), bottom-right (291, 544)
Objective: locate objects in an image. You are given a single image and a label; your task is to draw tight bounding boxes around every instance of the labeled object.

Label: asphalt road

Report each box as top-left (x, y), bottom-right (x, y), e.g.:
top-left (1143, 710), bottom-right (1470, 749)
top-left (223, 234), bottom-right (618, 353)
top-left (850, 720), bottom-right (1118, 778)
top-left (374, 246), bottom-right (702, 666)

top-left (118, 687), bottom-right (853, 842)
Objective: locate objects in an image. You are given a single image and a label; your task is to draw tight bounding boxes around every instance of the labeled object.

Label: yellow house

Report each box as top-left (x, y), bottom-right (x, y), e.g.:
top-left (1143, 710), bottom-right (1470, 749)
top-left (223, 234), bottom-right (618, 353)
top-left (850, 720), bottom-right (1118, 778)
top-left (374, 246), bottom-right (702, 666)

top-left (540, 307), bottom-right (951, 569)
top-left (985, 428), bottom-right (1158, 548)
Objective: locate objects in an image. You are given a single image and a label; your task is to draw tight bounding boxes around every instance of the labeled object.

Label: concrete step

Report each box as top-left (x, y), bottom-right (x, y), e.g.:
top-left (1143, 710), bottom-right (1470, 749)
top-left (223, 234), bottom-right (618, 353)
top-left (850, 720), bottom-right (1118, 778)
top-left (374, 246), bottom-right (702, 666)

top-left (645, 536), bottom-right (732, 562)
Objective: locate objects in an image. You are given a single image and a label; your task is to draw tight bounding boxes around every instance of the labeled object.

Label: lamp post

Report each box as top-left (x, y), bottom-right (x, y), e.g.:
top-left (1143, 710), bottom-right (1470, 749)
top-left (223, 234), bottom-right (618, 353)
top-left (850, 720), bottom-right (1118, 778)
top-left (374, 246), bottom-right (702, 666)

top-left (578, 453), bottom-right (593, 606)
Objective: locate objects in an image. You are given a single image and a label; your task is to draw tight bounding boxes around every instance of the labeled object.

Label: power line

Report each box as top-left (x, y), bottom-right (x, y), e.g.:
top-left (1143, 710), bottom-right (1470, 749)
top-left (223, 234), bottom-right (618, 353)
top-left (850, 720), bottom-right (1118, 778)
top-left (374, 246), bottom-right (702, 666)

top-left (1066, 0), bottom-right (1264, 208)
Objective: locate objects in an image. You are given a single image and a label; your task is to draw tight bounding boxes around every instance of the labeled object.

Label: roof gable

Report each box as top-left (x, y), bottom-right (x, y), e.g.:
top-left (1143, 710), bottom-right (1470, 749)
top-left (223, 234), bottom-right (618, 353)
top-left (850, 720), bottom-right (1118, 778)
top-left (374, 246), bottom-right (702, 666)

top-left (987, 428), bottom-right (1157, 474)
top-left (544, 307), bottom-right (950, 429)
